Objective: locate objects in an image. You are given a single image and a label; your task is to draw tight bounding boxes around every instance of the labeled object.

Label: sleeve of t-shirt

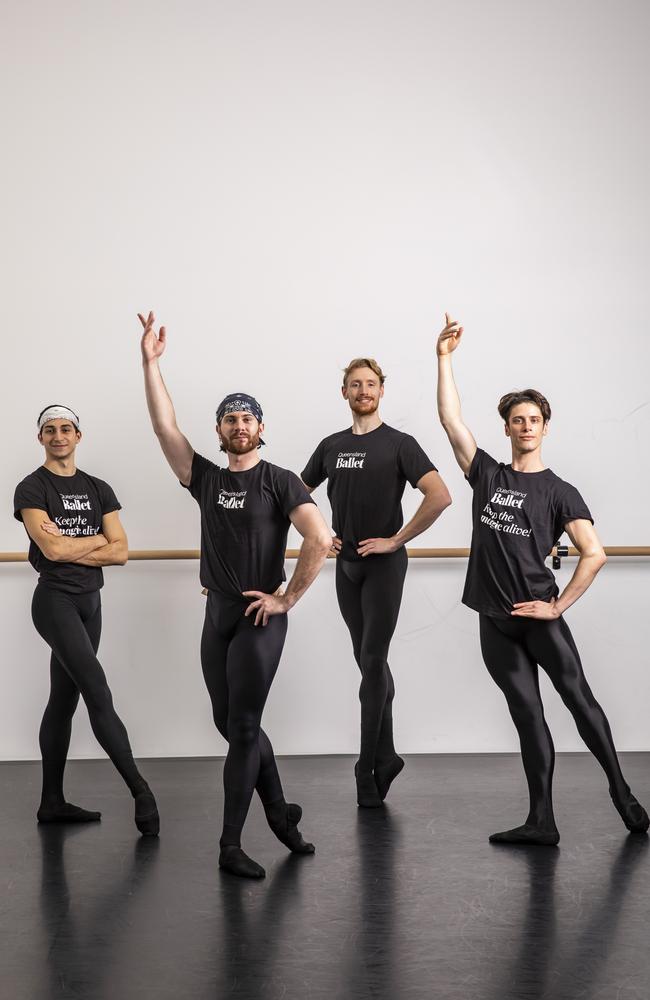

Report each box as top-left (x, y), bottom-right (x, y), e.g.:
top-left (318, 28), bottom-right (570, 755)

top-left (553, 483), bottom-right (593, 541)
top-left (182, 452), bottom-right (216, 503)
top-left (274, 468), bottom-right (316, 518)
top-left (300, 440), bottom-right (327, 489)
top-left (13, 475), bottom-right (47, 521)
top-left (94, 478), bottom-right (122, 515)
top-left (397, 435), bottom-right (437, 488)
top-left (466, 448), bottom-right (499, 489)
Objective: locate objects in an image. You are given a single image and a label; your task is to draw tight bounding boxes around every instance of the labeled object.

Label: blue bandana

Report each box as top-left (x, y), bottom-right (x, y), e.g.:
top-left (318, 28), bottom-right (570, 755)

top-left (216, 393), bottom-right (263, 425)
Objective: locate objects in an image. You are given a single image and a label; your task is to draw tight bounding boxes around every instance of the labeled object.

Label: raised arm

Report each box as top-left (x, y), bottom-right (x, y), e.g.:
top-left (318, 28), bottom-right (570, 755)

top-left (512, 519), bottom-right (607, 620)
top-left (139, 311), bottom-right (194, 486)
top-left (21, 508), bottom-right (108, 562)
top-left (436, 312), bottom-right (477, 476)
top-left (243, 503), bottom-right (332, 625)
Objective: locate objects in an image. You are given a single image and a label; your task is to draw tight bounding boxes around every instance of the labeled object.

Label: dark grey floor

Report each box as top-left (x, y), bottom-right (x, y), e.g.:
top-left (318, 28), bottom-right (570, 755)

top-left (1, 754), bottom-right (649, 1000)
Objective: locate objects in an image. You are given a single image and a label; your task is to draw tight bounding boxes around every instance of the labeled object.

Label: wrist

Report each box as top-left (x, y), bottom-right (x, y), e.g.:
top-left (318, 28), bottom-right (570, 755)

top-left (282, 592), bottom-right (297, 611)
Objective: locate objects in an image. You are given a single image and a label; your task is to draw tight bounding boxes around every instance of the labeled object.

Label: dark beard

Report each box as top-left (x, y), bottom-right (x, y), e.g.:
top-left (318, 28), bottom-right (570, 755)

top-left (222, 431), bottom-right (260, 454)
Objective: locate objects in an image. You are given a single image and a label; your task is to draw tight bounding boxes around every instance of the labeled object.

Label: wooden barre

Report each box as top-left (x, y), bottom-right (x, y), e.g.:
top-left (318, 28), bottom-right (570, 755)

top-left (2, 546), bottom-right (650, 563)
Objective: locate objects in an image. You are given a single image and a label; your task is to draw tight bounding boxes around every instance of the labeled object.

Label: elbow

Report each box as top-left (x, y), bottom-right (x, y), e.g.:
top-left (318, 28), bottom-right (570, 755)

top-left (428, 488), bottom-right (452, 516)
top-left (312, 533), bottom-right (333, 557)
top-left (115, 541), bottom-right (129, 566)
top-left (318, 534), bottom-right (333, 556)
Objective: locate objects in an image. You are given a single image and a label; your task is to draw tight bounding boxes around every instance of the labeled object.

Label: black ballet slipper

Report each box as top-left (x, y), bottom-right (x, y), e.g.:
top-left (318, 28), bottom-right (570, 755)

top-left (374, 755), bottom-right (404, 801)
top-left (219, 845), bottom-right (266, 879)
top-left (489, 823), bottom-right (560, 846)
top-left (610, 789), bottom-right (650, 835)
top-left (37, 802), bottom-right (101, 824)
top-left (134, 790), bottom-right (160, 837)
top-left (354, 762), bottom-right (383, 808)
top-left (265, 801), bottom-right (315, 854)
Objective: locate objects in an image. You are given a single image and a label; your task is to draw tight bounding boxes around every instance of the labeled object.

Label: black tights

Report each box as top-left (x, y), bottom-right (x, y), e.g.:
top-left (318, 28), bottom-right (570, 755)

top-left (31, 583), bottom-right (147, 805)
top-left (200, 592), bottom-right (287, 847)
top-left (336, 548), bottom-right (408, 773)
top-left (479, 613), bottom-right (629, 828)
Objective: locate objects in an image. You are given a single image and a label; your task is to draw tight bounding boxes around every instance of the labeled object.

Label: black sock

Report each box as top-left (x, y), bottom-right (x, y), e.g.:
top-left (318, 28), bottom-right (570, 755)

top-left (354, 762), bottom-right (382, 808)
top-left (489, 822), bottom-right (560, 846)
top-left (374, 755), bottom-right (404, 801)
top-left (37, 802), bottom-right (101, 824)
top-left (219, 845), bottom-right (265, 879)
top-left (264, 800), bottom-right (315, 854)
top-left (134, 787), bottom-right (159, 837)
top-left (609, 788), bottom-right (650, 834)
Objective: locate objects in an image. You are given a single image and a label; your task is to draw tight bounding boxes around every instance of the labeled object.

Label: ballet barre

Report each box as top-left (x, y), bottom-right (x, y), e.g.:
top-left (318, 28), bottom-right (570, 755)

top-left (1, 546), bottom-right (650, 563)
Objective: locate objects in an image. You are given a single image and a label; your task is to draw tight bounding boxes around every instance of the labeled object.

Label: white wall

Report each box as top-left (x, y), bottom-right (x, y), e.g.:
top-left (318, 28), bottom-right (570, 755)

top-left (2, 0), bottom-right (649, 758)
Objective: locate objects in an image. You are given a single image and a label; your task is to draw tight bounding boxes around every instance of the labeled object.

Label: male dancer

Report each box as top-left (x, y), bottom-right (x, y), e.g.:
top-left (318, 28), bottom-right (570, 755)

top-left (139, 311), bottom-right (331, 878)
top-left (14, 406), bottom-right (159, 834)
top-left (302, 358), bottom-right (451, 807)
top-left (436, 313), bottom-right (649, 843)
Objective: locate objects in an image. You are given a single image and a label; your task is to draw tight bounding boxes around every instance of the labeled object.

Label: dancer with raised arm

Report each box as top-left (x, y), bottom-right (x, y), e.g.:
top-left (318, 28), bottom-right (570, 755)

top-left (302, 358), bottom-right (451, 807)
top-left (436, 313), bottom-right (648, 843)
top-left (139, 311), bottom-right (332, 878)
top-left (14, 406), bottom-right (159, 834)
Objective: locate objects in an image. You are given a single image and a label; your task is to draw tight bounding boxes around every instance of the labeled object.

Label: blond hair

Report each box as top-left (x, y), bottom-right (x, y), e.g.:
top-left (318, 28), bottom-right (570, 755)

top-left (342, 357), bottom-right (386, 387)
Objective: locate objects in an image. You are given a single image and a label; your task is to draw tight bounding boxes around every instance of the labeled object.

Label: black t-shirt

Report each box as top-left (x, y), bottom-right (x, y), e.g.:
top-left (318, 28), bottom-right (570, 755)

top-left (183, 454), bottom-right (314, 599)
top-left (301, 423), bottom-right (437, 562)
top-left (13, 467), bottom-right (121, 594)
top-left (462, 448), bottom-right (593, 618)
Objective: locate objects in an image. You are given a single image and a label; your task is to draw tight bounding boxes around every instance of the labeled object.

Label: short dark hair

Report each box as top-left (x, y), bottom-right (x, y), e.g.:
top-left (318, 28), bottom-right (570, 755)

top-left (498, 389), bottom-right (551, 424)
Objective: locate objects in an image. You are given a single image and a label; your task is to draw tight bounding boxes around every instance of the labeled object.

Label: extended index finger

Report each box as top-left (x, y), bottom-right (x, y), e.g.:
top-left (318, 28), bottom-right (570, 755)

top-left (137, 311), bottom-right (154, 331)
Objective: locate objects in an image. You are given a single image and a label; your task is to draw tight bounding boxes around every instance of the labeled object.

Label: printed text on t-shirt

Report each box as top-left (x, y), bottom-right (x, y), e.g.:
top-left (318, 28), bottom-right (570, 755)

top-left (218, 489), bottom-right (247, 509)
top-left (54, 493), bottom-right (99, 536)
top-left (336, 451), bottom-right (366, 469)
top-left (481, 489), bottom-right (532, 537)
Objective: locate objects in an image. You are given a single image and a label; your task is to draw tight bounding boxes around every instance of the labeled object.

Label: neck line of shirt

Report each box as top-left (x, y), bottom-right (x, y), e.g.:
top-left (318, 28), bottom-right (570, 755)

top-left (505, 463), bottom-right (552, 476)
top-left (41, 464), bottom-right (80, 480)
top-left (349, 421), bottom-right (385, 437)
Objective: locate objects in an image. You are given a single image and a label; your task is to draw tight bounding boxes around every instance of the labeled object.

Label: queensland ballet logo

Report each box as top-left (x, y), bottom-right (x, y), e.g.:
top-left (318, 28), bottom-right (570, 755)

top-left (61, 493), bottom-right (92, 511)
top-left (481, 487), bottom-right (532, 537)
top-left (218, 489), bottom-right (247, 509)
top-left (336, 451), bottom-right (366, 470)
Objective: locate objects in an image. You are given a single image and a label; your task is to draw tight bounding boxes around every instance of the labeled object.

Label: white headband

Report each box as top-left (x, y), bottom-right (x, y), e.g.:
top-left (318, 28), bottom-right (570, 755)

top-left (38, 406), bottom-right (80, 431)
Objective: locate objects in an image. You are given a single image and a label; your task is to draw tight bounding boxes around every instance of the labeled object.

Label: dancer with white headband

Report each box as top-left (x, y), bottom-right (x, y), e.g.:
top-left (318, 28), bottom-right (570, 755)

top-left (14, 405), bottom-right (159, 834)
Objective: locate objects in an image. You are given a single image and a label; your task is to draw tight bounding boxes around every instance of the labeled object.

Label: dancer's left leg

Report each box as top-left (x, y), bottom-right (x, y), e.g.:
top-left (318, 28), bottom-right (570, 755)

top-left (524, 617), bottom-right (649, 834)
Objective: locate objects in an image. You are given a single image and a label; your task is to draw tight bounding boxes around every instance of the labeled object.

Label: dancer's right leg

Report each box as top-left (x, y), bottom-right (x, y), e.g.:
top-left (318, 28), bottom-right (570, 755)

top-left (479, 614), bottom-right (559, 844)
top-left (31, 584), bottom-right (156, 832)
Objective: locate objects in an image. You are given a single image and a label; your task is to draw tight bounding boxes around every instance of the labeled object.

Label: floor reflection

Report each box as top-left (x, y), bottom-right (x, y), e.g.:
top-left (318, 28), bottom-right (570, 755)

top-left (482, 836), bottom-right (648, 1000)
top-left (38, 826), bottom-right (160, 999)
